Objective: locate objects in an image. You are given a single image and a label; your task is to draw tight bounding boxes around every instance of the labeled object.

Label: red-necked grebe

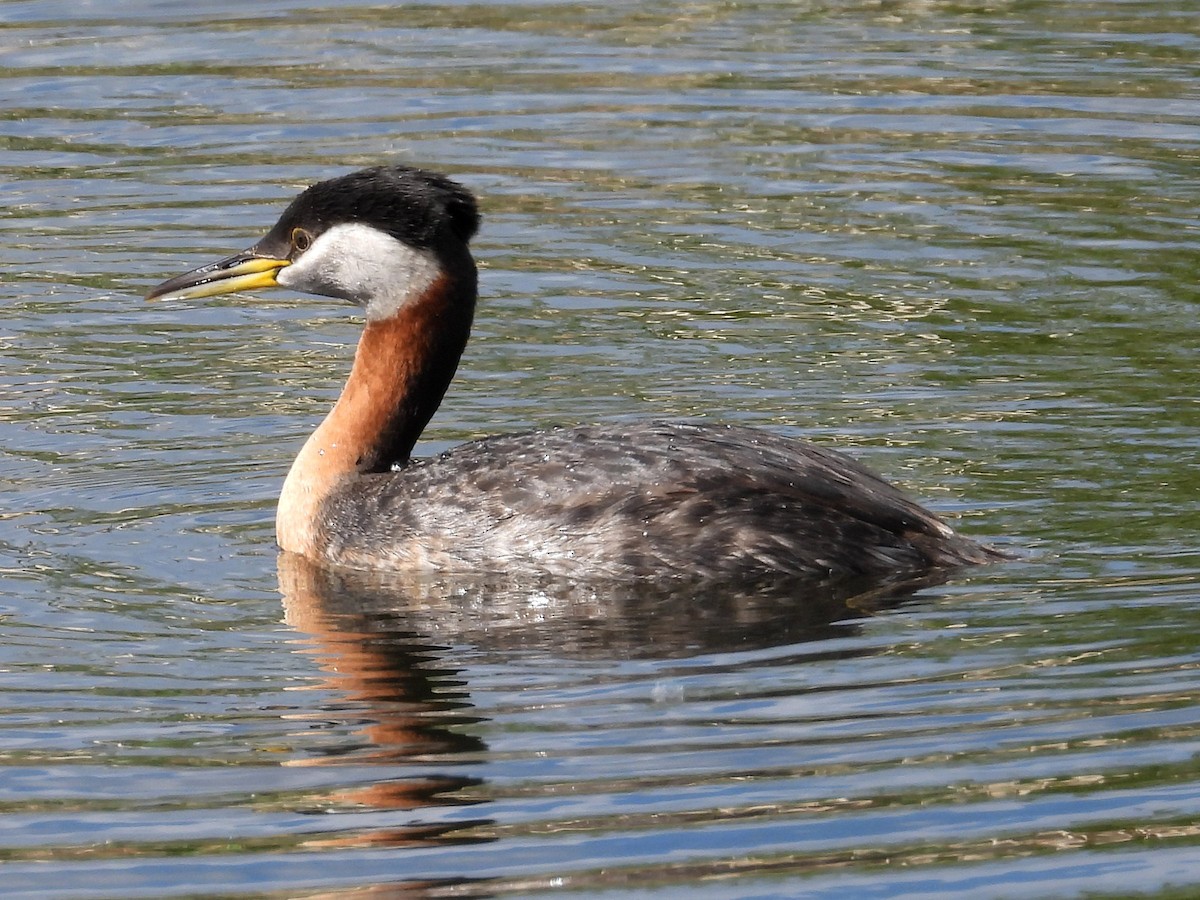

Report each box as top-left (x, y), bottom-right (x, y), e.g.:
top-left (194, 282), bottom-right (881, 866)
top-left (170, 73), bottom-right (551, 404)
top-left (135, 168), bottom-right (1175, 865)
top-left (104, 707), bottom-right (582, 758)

top-left (147, 165), bottom-right (1003, 580)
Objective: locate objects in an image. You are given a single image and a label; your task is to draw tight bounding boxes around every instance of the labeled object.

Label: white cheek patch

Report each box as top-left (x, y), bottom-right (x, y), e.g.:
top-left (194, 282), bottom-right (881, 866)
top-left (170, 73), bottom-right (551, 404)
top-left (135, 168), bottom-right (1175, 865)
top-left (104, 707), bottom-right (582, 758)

top-left (277, 222), bottom-right (443, 320)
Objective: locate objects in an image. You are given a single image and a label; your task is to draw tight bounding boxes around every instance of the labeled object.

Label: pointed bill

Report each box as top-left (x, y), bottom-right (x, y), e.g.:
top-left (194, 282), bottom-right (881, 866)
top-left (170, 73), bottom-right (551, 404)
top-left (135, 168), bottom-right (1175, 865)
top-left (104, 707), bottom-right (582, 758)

top-left (146, 252), bottom-right (290, 302)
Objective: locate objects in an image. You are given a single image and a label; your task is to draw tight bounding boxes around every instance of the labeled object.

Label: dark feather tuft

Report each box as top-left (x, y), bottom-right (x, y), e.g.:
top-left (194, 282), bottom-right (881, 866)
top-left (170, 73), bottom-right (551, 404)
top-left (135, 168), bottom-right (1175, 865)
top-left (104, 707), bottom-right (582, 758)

top-left (266, 165), bottom-right (479, 251)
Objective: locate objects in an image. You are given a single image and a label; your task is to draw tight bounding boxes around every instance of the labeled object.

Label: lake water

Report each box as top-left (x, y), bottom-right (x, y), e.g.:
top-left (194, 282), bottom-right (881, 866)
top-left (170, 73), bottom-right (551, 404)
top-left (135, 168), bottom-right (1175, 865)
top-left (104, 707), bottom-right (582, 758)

top-left (1, 1), bottom-right (1198, 896)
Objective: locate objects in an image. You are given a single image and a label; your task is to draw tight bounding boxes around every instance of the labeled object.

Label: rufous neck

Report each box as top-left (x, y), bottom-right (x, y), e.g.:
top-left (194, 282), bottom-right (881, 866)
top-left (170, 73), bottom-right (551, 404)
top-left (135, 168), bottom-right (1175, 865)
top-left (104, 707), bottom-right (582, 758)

top-left (276, 268), bottom-right (475, 557)
top-left (345, 271), bottom-right (475, 470)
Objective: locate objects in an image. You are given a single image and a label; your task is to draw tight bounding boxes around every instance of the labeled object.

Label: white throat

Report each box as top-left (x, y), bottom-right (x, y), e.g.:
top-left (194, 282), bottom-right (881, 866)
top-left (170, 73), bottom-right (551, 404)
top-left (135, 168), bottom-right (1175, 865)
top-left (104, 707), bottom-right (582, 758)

top-left (277, 222), bottom-right (443, 320)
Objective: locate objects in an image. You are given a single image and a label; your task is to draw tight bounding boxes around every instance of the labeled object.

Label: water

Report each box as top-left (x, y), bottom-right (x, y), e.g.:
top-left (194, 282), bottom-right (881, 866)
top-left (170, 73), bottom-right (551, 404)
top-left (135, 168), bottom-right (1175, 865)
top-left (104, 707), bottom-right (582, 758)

top-left (1, 0), bottom-right (1198, 896)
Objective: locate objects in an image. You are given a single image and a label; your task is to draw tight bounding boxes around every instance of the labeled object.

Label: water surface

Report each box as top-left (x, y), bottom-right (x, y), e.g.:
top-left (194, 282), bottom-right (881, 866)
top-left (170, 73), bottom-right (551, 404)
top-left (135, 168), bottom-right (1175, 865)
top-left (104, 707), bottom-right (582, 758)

top-left (1, 1), bottom-right (1199, 896)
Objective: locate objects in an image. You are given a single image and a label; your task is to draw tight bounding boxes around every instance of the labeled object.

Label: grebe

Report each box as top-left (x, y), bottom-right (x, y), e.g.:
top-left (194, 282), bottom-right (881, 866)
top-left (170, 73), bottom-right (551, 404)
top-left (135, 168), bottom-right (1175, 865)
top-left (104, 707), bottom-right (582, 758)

top-left (147, 165), bottom-right (1003, 580)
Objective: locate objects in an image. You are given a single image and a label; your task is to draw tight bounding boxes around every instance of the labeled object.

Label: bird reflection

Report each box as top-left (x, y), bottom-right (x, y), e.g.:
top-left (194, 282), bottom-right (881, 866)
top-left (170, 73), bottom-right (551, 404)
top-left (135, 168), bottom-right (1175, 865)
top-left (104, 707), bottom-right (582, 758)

top-left (276, 553), bottom-right (941, 857)
top-left (279, 553), bottom-right (934, 661)
top-left (279, 554), bottom-right (491, 852)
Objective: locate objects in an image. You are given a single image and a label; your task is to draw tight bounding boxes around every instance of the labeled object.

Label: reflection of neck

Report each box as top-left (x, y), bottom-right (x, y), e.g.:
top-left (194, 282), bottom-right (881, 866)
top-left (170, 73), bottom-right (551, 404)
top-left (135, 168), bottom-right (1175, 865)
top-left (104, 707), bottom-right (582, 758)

top-left (276, 270), bottom-right (476, 557)
top-left (276, 553), bottom-right (485, 826)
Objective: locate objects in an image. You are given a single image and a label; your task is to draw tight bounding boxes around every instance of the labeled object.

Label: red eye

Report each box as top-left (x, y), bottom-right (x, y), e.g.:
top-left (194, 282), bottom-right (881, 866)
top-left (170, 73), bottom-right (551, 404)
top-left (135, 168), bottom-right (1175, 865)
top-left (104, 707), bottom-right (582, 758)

top-left (291, 228), bottom-right (312, 252)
